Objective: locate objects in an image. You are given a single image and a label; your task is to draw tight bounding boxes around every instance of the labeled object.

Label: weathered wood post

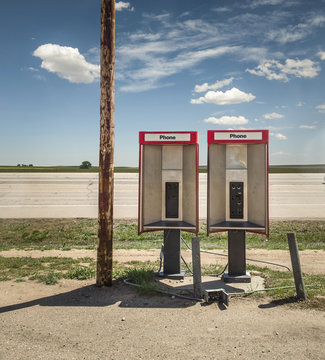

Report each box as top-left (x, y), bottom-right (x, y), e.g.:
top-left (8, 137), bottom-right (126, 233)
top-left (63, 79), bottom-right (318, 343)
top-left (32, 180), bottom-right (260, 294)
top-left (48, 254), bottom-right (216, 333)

top-left (287, 233), bottom-right (306, 300)
top-left (97, 0), bottom-right (115, 287)
top-left (192, 237), bottom-right (202, 298)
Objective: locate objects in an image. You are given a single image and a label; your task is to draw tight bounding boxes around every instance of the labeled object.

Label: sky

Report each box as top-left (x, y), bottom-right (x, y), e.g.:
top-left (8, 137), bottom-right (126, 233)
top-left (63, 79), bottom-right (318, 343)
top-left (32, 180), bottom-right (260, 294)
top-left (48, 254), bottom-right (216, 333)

top-left (0, 0), bottom-right (325, 167)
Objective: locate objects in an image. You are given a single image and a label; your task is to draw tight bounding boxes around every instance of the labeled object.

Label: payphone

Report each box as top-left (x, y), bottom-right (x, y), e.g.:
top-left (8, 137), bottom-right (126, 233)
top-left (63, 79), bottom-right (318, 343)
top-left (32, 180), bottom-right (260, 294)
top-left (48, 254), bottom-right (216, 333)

top-left (138, 131), bottom-right (199, 277)
top-left (138, 131), bottom-right (198, 233)
top-left (207, 130), bottom-right (269, 282)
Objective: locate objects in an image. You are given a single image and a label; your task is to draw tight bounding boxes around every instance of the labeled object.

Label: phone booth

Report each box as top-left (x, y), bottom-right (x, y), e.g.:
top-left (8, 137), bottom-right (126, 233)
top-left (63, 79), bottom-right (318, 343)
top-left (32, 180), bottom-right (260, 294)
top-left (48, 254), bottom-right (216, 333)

top-left (138, 131), bottom-right (199, 278)
top-left (207, 130), bottom-right (269, 282)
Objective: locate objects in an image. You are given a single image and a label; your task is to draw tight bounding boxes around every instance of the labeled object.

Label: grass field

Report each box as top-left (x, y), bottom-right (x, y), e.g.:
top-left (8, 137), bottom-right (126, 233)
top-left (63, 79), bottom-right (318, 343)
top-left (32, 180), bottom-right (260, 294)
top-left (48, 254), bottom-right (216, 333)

top-left (268, 164), bottom-right (325, 173)
top-left (0, 256), bottom-right (96, 284)
top-left (0, 219), bottom-right (324, 308)
top-left (0, 219), bottom-right (324, 251)
top-left (1, 165), bottom-right (324, 173)
top-left (0, 166), bottom-right (138, 173)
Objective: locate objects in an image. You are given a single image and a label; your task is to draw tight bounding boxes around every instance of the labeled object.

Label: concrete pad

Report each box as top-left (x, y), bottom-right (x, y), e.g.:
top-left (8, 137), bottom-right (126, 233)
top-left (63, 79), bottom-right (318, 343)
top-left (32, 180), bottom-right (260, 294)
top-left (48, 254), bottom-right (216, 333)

top-left (157, 274), bottom-right (265, 296)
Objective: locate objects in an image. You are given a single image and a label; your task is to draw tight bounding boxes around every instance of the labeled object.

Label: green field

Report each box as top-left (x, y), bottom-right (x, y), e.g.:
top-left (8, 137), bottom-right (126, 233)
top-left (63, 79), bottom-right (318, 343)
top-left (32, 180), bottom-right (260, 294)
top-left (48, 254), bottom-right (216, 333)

top-left (269, 164), bottom-right (325, 173)
top-left (0, 219), bottom-right (324, 251)
top-left (200, 164), bottom-right (325, 173)
top-left (0, 219), bottom-right (324, 308)
top-left (1, 164), bottom-right (325, 173)
top-left (0, 166), bottom-right (137, 173)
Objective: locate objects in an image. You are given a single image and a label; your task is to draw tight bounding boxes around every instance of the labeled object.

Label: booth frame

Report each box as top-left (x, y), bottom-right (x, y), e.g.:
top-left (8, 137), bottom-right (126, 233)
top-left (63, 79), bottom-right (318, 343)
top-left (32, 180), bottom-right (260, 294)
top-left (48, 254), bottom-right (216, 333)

top-left (138, 131), bottom-right (199, 235)
top-left (207, 130), bottom-right (269, 237)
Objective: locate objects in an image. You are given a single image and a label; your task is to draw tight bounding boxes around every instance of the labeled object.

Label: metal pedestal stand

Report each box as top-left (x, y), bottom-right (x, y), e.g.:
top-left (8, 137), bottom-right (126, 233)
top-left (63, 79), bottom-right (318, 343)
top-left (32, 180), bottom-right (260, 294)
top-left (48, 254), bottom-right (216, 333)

top-left (159, 229), bottom-right (185, 280)
top-left (223, 230), bottom-right (251, 283)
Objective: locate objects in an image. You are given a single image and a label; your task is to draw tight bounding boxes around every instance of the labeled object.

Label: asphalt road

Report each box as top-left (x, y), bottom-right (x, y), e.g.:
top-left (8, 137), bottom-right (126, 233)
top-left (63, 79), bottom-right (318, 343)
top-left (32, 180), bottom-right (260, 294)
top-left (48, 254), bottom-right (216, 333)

top-left (0, 173), bottom-right (324, 219)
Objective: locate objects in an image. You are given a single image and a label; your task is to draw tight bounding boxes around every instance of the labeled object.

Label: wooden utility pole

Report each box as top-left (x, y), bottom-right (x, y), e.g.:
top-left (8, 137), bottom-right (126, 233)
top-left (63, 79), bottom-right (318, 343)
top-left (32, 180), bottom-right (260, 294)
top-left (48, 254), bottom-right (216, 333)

top-left (97, 0), bottom-right (115, 287)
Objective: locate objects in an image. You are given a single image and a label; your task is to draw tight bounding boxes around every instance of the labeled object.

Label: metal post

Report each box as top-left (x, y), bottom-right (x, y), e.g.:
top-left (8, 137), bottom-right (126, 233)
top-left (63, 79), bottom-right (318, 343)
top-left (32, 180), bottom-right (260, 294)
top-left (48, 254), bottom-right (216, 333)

top-left (161, 229), bottom-right (184, 279)
top-left (192, 237), bottom-right (202, 298)
top-left (97, 0), bottom-right (115, 287)
top-left (223, 230), bottom-right (251, 283)
top-left (287, 233), bottom-right (306, 300)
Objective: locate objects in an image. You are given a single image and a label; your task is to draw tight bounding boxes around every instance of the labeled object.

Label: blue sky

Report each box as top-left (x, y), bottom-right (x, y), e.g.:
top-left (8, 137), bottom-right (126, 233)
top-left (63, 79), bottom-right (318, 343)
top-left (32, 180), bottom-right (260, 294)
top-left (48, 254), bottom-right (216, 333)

top-left (1, 0), bottom-right (325, 166)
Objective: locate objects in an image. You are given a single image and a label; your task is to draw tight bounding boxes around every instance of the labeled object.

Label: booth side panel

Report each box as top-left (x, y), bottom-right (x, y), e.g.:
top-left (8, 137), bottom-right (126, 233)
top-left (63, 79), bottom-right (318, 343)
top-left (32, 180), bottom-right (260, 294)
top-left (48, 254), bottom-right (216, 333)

top-left (196, 144), bottom-right (199, 234)
top-left (182, 144), bottom-right (197, 229)
top-left (207, 145), bottom-right (210, 235)
top-left (138, 144), bottom-right (143, 234)
top-left (142, 145), bottom-right (162, 226)
top-left (208, 144), bottom-right (226, 232)
top-left (266, 142), bottom-right (270, 237)
top-left (247, 143), bottom-right (267, 233)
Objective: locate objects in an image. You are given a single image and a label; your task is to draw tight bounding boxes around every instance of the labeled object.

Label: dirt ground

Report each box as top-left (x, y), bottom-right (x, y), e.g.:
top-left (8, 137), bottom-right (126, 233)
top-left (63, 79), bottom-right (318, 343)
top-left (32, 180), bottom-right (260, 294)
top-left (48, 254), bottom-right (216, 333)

top-left (0, 249), bottom-right (325, 359)
top-left (1, 248), bottom-right (324, 274)
top-left (0, 279), bottom-right (324, 360)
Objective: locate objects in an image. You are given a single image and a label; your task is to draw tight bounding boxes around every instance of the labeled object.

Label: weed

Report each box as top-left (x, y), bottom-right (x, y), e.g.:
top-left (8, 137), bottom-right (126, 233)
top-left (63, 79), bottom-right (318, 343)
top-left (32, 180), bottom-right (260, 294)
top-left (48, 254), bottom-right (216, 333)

top-left (112, 263), bottom-right (158, 295)
top-left (201, 264), bottom-right (227, 276)
top-left (22, 230), bottom-right (49, 242)
top-left (125, 267), bottom-right (157, 295)
top-left (66, 266), bottom-right (95, 280)
top-left (30, 272), bottom-right (61, 285)
top-left (0, 256), bottom-right (95, 284)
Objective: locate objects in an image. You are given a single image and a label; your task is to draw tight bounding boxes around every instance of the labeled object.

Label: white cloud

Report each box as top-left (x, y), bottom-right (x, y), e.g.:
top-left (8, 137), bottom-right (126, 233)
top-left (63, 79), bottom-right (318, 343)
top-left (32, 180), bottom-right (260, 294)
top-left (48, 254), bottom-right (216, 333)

top-left (299, 125), bottom-right (316, 129)
top-left (85, 47), bottom-right (100, 63)
top-left (263, 112), bottom-right (284, 119)
top-left (34, 74), bottom-right (46, 81)
top-left (249, 0), bottom-right (284, 8)
top-left (212, 7), bottom-right (231, 13)
top-left (194, 77), bottom-right (234, 93)
top-left (116, 12), bottom-right (273, 92)
top-left (191, 87), bottom-right (255, 105)
top-left (203, 115), bottom-right (249, 125)
top-left (116, 2), bottom-right (134, 11)
top-left (318, 51), bottom-right (325, 60)
top-left (162, 46), bottom-right (236, 76)
top-left (118, 43), bottom-right (238, 92)
top-left (234, 126), bottom-right (250, 130)
top-left (267, 15), bottom-right (325, 44)
top-left (33, 44), bottom-right (99, 84)
top-left (143, 13), bottom-right (170, 21)
top-left (270, 132), bottom-right (287, 140)
top-left (297, 101), bottom-right (304, 107)
top-left (226, 126), bottom-right (256, 131)
top-left (310, 15), bottom-right (325, 27)
top-left (316, 104), bottom-right (325, 113)
top-left (246, 58), bottom-right (320, 82)
top-left (115, 7), bottom-right (322, 92)
top-left (268, 28), bottom-right (307, 44)
top-left (119, 81), bottom-right (172, 93)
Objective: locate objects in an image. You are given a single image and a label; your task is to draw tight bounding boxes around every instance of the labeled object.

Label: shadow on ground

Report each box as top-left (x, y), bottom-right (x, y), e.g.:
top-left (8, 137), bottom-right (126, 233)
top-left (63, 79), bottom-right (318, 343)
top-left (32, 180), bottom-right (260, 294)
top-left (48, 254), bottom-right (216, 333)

top-left (258, 296), bottom-right (299, 309)
top-left (0, 280), bottom-right (203, 314)
top-left (0, 278), bottom-right (300, 314)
